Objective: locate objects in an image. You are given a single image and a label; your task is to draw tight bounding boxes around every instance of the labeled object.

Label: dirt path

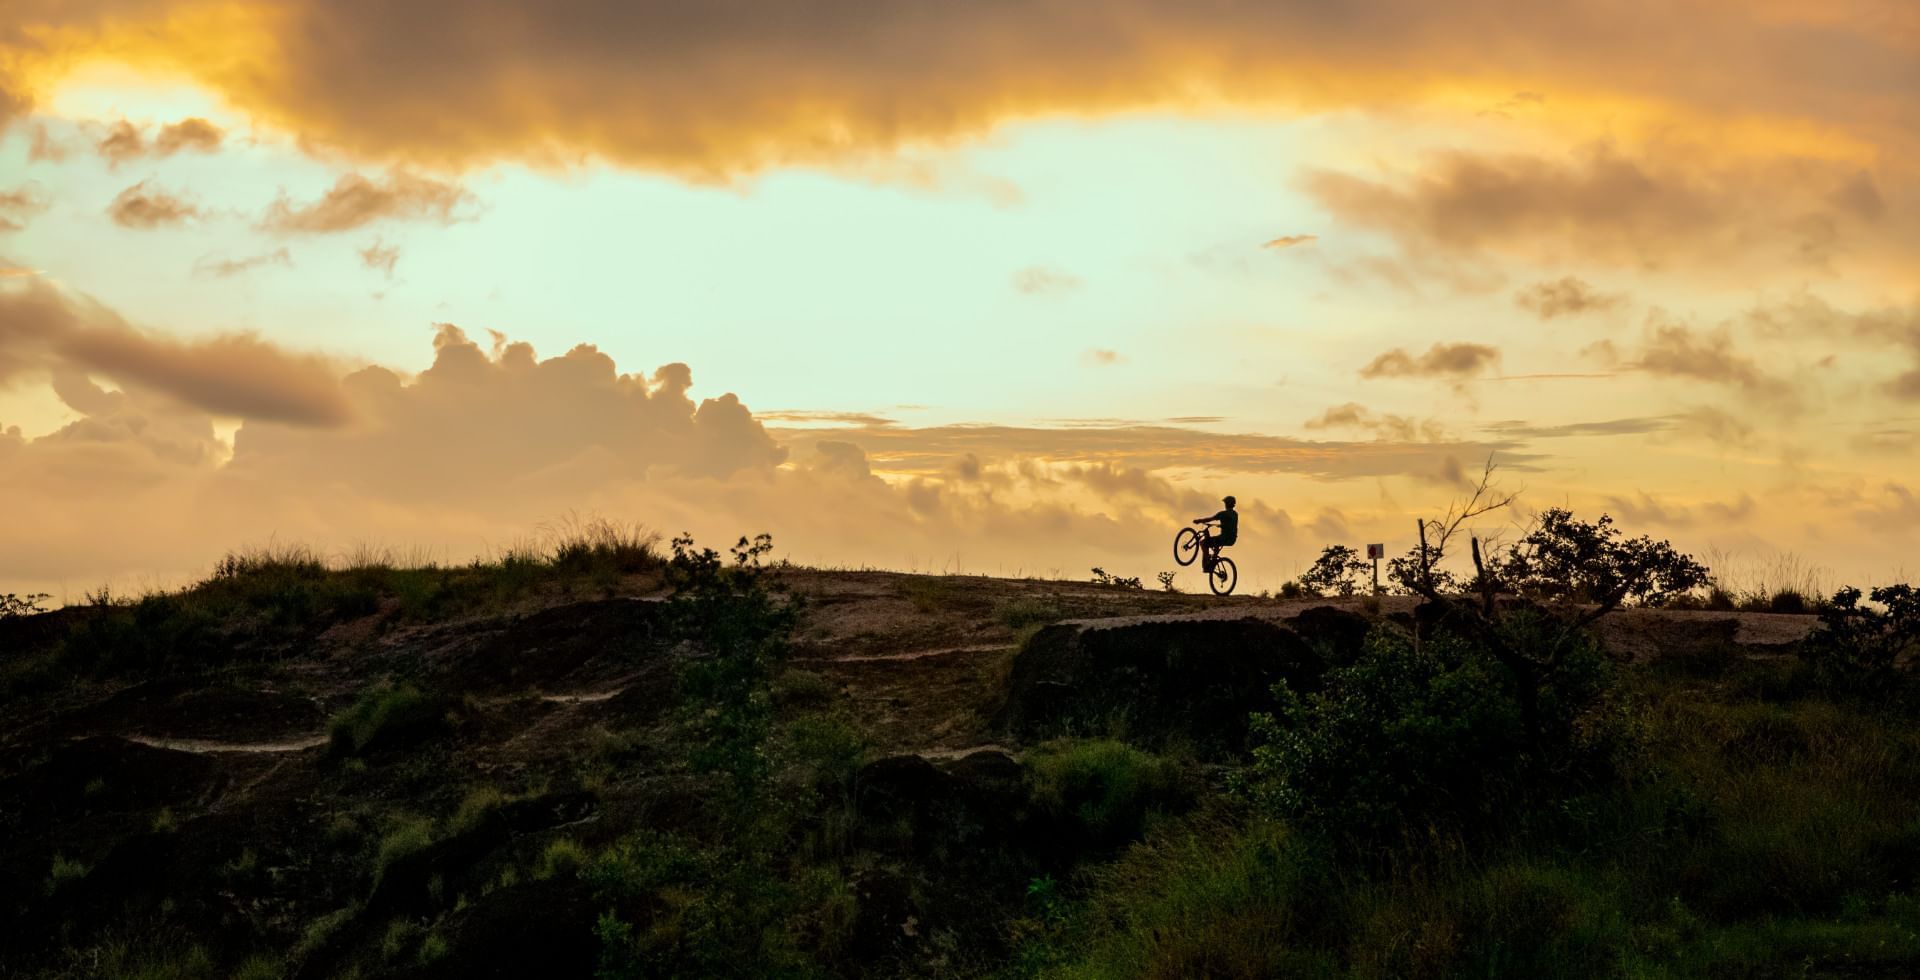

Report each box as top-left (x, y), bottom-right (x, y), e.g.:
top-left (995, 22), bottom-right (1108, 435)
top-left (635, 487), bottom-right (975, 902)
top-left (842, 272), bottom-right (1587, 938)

top-left (117, 733), bottom-right (329, 754)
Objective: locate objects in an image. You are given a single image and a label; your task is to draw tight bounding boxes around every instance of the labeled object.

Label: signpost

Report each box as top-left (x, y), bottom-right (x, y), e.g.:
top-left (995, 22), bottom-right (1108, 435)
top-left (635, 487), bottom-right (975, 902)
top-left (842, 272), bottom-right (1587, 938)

top-left (1367, 543), bottom-right (1385, 594)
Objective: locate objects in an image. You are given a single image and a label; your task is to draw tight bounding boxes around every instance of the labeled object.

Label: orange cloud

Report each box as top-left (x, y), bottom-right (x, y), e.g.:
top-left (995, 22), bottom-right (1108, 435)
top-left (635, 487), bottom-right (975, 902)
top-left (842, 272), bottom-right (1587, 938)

top-left (0, 278), bottom-right (351, 425)
top-left (1515, 277), bottom-right (1625, 319)
top-left (1301, 145), bottom-right (1913, 280)
top-left (1263, 235), bottom-right (1317, 249)
top-left (260, 172), bottom-right (471, 234)
top-left (105, 180), bottom-right (200, 229)
top-left (1360, 342), bottom-right (1501, 382)
top-left (0, 184), bottom-right (48, 232)
top-left (2, 1), bottom-right (1914, 176)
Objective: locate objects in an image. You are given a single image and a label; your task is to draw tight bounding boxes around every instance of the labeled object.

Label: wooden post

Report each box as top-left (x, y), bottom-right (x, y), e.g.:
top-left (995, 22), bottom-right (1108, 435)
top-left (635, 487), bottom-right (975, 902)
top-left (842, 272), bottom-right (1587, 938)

top-left (1416, 520), bottom-right (1430, 589)
top-left (1472, 535), bottom-right (1494, 616)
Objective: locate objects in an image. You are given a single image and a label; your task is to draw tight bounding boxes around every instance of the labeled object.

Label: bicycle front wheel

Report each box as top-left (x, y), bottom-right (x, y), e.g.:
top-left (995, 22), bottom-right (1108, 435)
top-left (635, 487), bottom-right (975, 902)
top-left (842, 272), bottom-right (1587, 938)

top-left (1174, 528), bottom-right (1202, 566)
top-left (1209, 556), bottom-right (1238, 596)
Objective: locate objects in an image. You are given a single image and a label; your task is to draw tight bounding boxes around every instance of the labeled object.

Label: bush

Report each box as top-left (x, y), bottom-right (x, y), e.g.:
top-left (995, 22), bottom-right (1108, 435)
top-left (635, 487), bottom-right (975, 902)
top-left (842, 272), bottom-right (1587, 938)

top-left (1240, 623), bottom-right (1631, 842)
top-left (1799, 584), bottom-right (1920, 695)
top-left (1295, 545), bottom-right (1371, 597)
top-left (328, 685), bottom-right (445, 756)
top-left (1027, 740), bottom-right (1192, 848)
top-left (1496, 509), bottom-right (1709, 609)
top-left (372, 814), bottom-right (434, 887)
top-left (537, 837), bottom-right (589, 880)
top-left (0, 592), bottom-right (49, 618)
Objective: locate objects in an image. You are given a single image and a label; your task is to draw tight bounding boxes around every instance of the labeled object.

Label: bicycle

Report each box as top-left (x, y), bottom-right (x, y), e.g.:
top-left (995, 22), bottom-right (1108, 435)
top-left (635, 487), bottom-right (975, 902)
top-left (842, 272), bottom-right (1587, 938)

top-left (1173, 522), bottom-right (1238, 595)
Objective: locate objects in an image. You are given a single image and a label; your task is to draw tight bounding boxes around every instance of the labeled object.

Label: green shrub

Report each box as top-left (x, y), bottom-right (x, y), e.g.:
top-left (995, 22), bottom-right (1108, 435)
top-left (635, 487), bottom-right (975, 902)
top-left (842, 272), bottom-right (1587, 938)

top-left (372, 815), bottom-right (434, 887)
top-left (1799, 584), bottom-right (1920, 695)
top-left (1027, 740), bottom-right (1192, 847)
top-left (292, 907), bottom-right (359, 963)
top-left (1240, 623), bottom-right (1631, 842)
top-left (328, 684), bottom-right (443, 756)
top-left (537, 837), bottom-right (589, 880)
top-left (448, 786), bottom-right (506, 834)
top-left (45, 852), bottom-right (89, 894)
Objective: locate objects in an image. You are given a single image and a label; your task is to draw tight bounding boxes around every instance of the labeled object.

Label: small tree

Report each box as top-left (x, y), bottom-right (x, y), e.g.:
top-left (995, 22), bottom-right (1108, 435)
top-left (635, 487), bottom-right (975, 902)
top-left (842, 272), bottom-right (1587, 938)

top-left (0, 593), bottom-right (50, 619)
top-left (1499, 509), bottom-right (1709, 615)
top-left (1799, 584), bottom-right (1920, 693)
top-left (1393, 460), bottom-right (1704, 747)
top-left (1296, 546), bottom-right (1371, 597)
top-left (1156, 571), bottom-right (1180, 593)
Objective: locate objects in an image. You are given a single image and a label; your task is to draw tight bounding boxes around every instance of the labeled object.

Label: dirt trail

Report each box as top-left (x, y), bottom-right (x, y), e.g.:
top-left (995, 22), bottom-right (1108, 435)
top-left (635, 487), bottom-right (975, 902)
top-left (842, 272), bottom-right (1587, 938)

top-left (797, 643), bottom-right (1012, 665)
top-left (116, 733), bottom-right (329, 754)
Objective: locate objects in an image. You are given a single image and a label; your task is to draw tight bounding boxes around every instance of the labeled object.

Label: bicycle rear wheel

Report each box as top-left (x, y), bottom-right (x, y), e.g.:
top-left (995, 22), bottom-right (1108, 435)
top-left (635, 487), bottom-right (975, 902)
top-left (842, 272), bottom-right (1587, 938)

top-left (1174, 527), bottom-right (1202, 566)
top-left (1209, 556), bottom-right (1238, 596)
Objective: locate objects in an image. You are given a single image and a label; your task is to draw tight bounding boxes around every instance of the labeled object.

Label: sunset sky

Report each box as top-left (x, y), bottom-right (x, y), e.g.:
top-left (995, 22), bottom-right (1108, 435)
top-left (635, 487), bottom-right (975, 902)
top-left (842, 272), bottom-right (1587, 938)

top-left (1, 1), bottom-right (1916, 598)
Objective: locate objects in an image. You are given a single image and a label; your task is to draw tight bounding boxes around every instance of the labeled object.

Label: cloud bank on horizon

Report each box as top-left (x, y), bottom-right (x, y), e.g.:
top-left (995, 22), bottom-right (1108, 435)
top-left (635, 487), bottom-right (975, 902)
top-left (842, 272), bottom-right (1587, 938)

top-left (0, 0), bottom-right (1916, 593)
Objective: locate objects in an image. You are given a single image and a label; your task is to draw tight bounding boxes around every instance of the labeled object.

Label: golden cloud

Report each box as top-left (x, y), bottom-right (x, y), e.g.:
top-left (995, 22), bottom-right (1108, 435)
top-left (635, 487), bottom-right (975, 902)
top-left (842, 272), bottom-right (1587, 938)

top-left (105, 180), bottom-right (200, 229)
top-left (0, 278), bottom-right (352, 425)
top-left (1, 0), bottom-right (1914, 176)
top-left (260, 172), bottom-right (471, 234)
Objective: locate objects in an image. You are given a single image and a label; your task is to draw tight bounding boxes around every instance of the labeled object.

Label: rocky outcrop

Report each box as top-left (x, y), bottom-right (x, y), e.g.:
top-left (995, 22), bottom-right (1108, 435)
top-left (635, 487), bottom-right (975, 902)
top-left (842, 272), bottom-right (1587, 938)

top-left (998, 608), bottom-right (1373, 754)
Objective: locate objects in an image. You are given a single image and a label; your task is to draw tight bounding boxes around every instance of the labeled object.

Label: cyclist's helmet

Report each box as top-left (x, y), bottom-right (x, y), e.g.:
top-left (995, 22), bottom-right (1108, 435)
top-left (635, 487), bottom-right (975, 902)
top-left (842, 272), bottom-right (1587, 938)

top-left (1223, 495), bottom-right (1237, 507)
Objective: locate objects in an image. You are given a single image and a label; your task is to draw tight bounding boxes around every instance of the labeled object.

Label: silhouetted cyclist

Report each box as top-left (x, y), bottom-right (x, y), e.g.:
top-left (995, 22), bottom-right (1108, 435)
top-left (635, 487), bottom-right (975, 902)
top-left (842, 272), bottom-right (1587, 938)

top-left (1193, 496), bottom-right (1238, 565)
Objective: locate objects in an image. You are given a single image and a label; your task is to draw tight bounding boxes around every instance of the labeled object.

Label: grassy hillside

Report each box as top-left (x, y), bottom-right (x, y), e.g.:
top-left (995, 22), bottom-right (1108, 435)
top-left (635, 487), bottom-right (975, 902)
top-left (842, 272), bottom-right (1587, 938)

top-left (0, 529), bottom-right (1915, 978)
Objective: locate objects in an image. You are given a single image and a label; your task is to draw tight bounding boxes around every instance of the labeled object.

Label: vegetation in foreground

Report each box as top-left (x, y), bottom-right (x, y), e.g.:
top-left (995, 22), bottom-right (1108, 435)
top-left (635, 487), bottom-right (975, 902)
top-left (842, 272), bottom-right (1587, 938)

top-left (0, 504), bottom-right (1917, 978)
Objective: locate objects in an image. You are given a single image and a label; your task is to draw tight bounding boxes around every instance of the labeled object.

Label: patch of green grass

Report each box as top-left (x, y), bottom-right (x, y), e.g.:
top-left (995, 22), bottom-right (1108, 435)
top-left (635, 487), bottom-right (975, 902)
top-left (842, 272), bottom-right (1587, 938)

top-left (536, 837), bottom-right (589, 880)
top-left (997, 596), bottom-right (1072, 632)
top-left (292, 906), bottom-right (359, 963)
top-left (230, 954), bottom-right (282, 980)
top-left (372, 814), bottom-right (435, 888)
top-left (45, 853), bottom-right (89, 894)
top-left (448, 786), bottom-right (506, 834)
top-left (417, 930), bottom-right (451, 965)
top-left (327, 684), bottom-right (442, 757)
top-left (1027, 739), bottom-right (1192, 847)
top-left (379, 918), bottom-right (424, 961)
top-left (67, 938), bottom-right (217, 980)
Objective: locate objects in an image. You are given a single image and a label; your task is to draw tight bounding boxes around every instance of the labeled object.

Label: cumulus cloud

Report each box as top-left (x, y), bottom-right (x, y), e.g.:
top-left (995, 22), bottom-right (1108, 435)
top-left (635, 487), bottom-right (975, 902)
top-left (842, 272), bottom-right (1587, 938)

top-left (1360, 342), bottom-right (1500, 382)
top-left (1515, 277), bottom-right (1625, 319)
top-left (1631, 322), bottom-right (1793, 402)
top-left (260, 172), bottom-right (471, 234)
top-left (95, 117), bottom-right (225, 165)
top-left (0, 184), bottom-right (48, 232)
top-left (1303, 402), bottom-right (1444, 442)
top-left (193, 247), bottom-right (293, 279)
top-left (0, 299), bottom-right (1367, 593)
top-left (95, 120), bottom-right (145, 167)
top-left (0, 278), bottom-right (351, 425)
top-left (1012, 265), bottom-right (1081, 295)
top-left (106, 181), bottom-right (200, 229)
top-left (153, 117), bottom-right (224, 155)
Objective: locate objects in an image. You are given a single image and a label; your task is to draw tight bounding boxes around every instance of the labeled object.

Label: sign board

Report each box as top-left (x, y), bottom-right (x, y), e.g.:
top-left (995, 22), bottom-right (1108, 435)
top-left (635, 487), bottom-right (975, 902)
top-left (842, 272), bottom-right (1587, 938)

top-left (1366, 543), bottom-right (1385, 560)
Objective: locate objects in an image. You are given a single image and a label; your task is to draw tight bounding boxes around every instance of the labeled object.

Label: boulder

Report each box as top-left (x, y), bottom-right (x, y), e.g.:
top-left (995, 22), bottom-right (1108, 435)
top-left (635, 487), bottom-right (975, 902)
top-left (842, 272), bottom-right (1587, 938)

top-left (997, 618), bottom-right (1321, 754)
